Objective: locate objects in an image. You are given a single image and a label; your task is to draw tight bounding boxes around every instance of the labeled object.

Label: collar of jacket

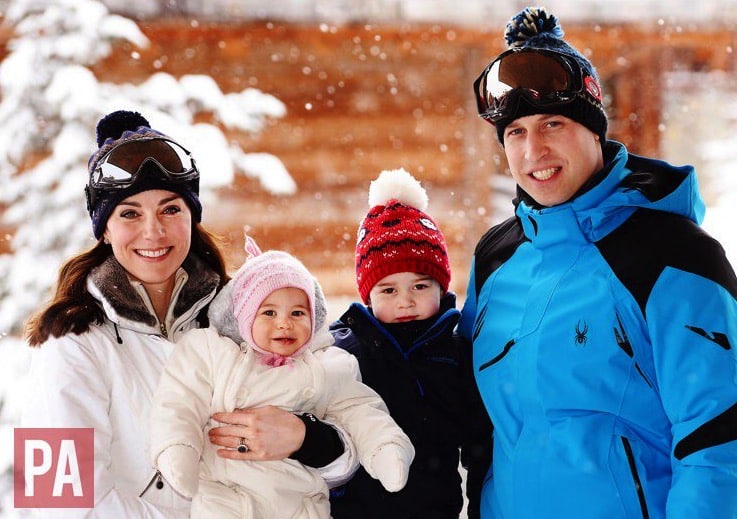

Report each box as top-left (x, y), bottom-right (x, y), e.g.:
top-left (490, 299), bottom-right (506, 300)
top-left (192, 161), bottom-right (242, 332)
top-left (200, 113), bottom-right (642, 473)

top-left (87, 253), bottom-right (220, 329)
top-left (513, 140), bottom-right (703, 246)
top-left (340, 292), bottom-right (460, 355)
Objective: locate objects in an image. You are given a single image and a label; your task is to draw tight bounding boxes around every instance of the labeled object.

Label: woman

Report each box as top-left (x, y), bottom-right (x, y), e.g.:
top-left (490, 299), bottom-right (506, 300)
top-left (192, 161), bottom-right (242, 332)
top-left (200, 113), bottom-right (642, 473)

top-left (23, 110), bottom-right (350, 517)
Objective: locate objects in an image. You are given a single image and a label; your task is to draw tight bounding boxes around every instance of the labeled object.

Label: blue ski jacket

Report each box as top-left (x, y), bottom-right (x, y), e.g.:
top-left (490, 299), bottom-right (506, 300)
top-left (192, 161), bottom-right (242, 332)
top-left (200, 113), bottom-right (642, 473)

top-left (459, 141), bottom-right (737, 519)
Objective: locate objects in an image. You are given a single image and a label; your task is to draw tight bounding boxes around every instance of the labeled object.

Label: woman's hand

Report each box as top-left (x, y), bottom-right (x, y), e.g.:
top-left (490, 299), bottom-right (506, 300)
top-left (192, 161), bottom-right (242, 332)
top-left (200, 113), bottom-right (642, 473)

top-left (209, 405), bottom-right (306, 460)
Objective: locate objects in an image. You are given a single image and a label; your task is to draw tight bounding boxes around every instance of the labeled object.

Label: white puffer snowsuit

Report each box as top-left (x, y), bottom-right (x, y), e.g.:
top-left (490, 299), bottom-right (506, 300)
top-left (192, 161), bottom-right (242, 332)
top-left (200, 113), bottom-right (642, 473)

top-left (151, 326), bottom-right (414, 519)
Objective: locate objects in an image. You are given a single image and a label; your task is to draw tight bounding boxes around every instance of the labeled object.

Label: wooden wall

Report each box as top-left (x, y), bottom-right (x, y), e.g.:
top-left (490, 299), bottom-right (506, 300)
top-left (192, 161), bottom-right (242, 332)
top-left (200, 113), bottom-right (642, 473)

top-left (15, 20), bottom-right (737, 297)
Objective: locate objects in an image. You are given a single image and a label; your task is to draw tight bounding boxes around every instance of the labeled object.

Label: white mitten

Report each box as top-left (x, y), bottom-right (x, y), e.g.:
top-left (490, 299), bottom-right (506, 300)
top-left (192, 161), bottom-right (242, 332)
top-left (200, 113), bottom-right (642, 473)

top-left (156, 445), bottom-right (201, 499)
top-left (365, 443), bottom-right (414, 492)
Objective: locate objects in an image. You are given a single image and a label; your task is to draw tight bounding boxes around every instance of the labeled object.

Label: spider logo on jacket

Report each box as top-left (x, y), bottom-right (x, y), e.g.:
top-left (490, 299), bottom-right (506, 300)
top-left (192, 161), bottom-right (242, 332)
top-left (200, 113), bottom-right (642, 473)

top-left (574, 320), bottom-right (588, 346)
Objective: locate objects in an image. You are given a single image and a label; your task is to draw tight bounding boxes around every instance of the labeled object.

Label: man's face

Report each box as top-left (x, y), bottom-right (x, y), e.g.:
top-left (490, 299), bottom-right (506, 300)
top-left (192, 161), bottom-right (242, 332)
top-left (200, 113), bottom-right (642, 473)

top-left (502, 113), bottom-right (604, 207)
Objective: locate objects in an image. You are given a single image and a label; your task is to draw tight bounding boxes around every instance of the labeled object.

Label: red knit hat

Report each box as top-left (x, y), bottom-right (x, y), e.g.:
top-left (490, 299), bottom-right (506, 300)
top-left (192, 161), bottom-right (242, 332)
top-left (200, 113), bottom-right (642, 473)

top-left (355, 168), bottom-right (451, 304)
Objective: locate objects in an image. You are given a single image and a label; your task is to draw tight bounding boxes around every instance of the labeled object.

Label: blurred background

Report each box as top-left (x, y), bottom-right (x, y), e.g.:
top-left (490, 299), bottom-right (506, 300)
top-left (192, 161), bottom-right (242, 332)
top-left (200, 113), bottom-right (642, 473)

top-left (1, 0), bottom-right (737, 515)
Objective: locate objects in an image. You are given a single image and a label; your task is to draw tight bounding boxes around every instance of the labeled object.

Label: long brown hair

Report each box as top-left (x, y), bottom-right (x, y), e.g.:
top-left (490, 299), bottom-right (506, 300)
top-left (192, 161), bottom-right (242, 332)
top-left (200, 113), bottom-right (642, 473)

top-left (25, 223), bottom-right (229, 346)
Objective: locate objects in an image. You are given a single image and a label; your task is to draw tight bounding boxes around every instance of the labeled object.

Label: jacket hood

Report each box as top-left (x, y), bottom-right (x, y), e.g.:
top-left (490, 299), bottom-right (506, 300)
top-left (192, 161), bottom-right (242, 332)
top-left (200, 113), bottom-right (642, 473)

top-left (515, 141), bottom-right (705, 245)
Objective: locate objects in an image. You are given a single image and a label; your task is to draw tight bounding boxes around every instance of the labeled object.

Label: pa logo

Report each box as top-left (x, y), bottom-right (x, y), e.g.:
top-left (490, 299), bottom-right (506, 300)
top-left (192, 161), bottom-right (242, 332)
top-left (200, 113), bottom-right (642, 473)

top-left (14, 428), bottom-right (94, 508)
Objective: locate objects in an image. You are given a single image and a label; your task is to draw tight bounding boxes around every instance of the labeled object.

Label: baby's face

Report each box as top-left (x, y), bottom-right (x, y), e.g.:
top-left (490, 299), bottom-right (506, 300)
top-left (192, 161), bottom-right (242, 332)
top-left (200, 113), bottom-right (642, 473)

top-left (251, 287), bottom-right (312, 356)
top-left (368, 271), bottom-right (442, 324)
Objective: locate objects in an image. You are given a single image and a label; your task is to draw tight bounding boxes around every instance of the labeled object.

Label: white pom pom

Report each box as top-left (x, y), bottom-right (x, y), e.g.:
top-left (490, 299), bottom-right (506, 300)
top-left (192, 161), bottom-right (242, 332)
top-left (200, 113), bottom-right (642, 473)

top-left (368, 168), bottom-right (428, 211)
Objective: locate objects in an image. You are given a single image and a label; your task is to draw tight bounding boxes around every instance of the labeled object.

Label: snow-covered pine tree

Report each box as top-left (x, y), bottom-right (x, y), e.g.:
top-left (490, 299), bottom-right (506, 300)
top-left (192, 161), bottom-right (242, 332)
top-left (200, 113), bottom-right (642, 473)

top-left (0, 1), bottom-right (293, 513)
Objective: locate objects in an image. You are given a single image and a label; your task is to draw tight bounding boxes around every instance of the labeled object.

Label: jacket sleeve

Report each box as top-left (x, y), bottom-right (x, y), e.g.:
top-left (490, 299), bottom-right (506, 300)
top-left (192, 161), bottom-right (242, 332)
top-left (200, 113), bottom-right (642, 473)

top-left (458, 256), bottom-right (478, 342)
top-left (315, 344), bottom-right (414, 480)
top-left (21, 336), bottom-right (184, 518)
top-left (311, 420), bottom-right (360, 488)
top-left (456, 334), bottom-right (493, 519)
top-left (459, 217), bottom-right (524, 343)
top-left (150, 328), bottom-right (217, 466)
top-left (646, 253), bottom-right (737, 517)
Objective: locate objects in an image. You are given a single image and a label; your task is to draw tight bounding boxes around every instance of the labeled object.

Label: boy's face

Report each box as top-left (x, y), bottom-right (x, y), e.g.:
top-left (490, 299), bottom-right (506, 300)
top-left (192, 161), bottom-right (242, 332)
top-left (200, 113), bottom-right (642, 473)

top-left (251, 287), bottom-right (312, 356)
top-left (368, 272), bottom-right (442, 324)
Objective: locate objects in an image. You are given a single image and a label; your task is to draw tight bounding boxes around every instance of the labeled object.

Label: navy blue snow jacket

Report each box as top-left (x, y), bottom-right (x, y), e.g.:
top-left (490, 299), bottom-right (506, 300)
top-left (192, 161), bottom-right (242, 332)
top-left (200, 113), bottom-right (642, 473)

top-left (330, 293), bottom-right (492, 519)
top-left (459, 141), bottom-right (737, 518)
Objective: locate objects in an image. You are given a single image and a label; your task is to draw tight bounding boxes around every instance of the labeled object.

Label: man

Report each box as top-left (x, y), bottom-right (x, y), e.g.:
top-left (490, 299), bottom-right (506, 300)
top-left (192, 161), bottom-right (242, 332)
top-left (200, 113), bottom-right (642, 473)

top-left (458, 6), bottom-right (737, 519)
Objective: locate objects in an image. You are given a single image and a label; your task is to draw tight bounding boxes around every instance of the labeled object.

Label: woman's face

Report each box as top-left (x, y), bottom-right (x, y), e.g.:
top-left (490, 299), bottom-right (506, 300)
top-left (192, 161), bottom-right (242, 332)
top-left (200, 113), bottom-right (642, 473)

top-left (103, 189), bottom-right (192, 296)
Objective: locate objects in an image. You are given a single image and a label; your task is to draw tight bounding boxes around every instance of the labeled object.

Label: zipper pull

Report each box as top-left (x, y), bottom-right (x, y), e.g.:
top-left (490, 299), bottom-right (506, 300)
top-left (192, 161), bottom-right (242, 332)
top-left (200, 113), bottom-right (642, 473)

top-left (160, 322), bottom-right (168, 339)
top-left (139, 470), bottom-right (164, 497)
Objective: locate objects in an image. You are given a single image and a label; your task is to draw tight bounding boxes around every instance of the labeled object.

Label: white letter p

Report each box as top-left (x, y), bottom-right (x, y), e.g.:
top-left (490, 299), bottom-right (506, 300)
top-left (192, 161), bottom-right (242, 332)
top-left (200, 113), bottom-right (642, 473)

top-left (24, 440), bottom-right (52, 496)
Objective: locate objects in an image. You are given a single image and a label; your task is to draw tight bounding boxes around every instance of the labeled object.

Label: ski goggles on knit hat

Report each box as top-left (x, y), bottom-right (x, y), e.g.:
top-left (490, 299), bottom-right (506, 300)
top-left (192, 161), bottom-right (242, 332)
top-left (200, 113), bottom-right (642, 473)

top-left (86, 137), bottom-right (199, 210)
top-left (473, 48), bottom-right (602, 125)
top-left (89, 137), bottom-right (198, 190)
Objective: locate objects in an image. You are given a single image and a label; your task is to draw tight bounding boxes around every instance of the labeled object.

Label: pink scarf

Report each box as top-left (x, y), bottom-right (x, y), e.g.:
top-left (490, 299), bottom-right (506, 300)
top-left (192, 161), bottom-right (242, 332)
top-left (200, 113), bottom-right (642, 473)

top-left (250, 341), bottom-right (310, 368)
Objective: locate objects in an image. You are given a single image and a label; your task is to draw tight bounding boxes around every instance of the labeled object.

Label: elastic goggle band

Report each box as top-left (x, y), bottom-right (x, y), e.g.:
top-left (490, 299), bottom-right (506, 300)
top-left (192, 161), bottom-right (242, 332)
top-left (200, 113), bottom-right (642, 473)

top-left (473, 48), bottom-right (598, 124)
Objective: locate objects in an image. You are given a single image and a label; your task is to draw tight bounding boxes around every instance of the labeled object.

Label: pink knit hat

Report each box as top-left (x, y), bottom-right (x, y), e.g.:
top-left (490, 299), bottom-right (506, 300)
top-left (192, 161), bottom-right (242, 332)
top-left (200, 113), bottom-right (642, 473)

top-left (231, 237), bottom-right (316, 360)
top-left (355, 168), bottom-right (451, 304)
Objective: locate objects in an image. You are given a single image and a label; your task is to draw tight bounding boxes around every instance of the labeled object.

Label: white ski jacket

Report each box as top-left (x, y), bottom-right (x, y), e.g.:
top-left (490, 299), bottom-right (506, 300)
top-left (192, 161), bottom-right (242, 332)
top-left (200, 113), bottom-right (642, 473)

top-left (22, 255), bottom-right (220, 518)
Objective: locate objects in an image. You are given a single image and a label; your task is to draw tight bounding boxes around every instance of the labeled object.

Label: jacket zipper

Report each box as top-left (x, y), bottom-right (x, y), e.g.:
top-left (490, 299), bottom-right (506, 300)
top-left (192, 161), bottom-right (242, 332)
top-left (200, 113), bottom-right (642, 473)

top-left (620, 437), bottom-right (650, 519)
top-left (479, 339), bottom-right (515, 371)
top-left (159, 322), bottom-right (168, 339)
top-left (139, 471), bottom-right (164, 497)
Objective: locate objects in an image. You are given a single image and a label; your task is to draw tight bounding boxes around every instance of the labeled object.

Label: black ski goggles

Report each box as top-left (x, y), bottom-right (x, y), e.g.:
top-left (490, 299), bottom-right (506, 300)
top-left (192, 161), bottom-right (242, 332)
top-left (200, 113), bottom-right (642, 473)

top-left (473, 48), bottom-right (600, 124)
top-left (86, 137), bottom-right (199, 210)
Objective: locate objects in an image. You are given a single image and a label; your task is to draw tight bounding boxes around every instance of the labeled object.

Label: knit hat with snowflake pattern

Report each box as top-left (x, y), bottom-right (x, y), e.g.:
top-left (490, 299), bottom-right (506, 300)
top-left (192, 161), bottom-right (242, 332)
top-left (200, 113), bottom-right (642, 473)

top-left (355, 168), bottom-right (451, 304)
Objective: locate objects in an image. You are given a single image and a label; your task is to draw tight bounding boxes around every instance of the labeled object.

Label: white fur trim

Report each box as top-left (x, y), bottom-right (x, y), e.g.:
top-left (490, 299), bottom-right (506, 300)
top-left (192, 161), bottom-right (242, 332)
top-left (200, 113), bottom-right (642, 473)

top-left (368, 168), bottom-right (428, 211)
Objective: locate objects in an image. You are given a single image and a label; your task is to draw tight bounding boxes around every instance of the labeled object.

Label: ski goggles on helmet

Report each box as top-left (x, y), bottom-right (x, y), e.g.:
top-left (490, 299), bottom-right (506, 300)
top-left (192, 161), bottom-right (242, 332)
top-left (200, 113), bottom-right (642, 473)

top-left (86, 137), bottom-right (199, 210)
top-left (473, 48), bottom-right (600, 124)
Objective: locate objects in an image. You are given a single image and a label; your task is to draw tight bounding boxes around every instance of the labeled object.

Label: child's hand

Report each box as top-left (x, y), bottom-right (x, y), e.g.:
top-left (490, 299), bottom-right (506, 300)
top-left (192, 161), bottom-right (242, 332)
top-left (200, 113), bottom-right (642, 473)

top-left (366, 443), bottom-right (413, 492)
top-left (156, 445), bottom-right (200, 499)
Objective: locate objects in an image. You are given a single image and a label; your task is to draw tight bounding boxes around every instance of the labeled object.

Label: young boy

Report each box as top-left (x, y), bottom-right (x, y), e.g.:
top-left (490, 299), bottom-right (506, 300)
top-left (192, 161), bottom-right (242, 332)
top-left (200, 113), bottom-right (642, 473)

top-left (150, 238), bottom-right (414, 519)
top-left (329, 169), bottom-right (492, 519)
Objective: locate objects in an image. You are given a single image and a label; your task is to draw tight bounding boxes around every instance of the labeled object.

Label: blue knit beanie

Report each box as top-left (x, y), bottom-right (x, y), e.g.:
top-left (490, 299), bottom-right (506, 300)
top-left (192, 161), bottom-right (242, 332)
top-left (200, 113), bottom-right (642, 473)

top-left (493, 7), bottom-right (608, 143)
top-left (86, 110), bottom-right (202, 239)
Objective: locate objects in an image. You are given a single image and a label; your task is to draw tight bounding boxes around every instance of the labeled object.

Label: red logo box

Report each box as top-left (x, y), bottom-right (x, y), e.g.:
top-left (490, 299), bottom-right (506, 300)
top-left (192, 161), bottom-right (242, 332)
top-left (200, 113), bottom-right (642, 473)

top-left (14, 428), bottom-right (94, 508)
